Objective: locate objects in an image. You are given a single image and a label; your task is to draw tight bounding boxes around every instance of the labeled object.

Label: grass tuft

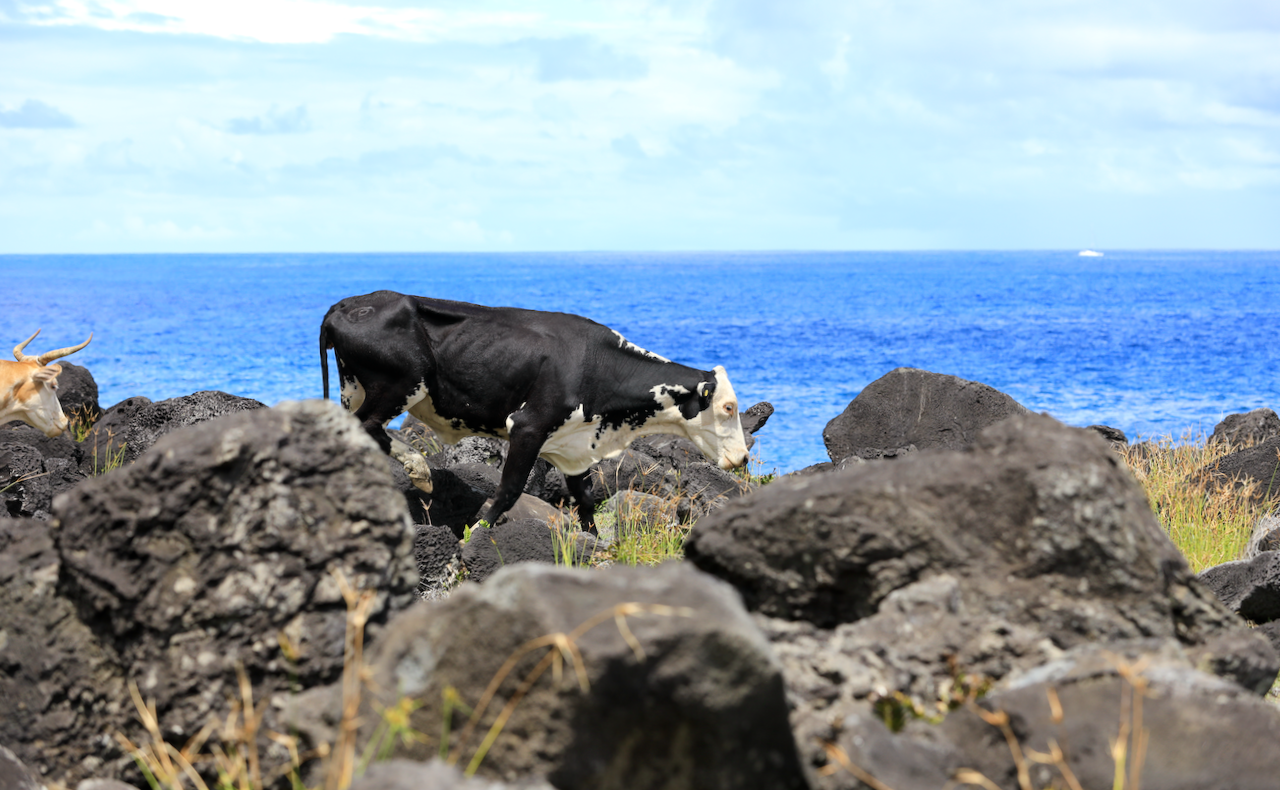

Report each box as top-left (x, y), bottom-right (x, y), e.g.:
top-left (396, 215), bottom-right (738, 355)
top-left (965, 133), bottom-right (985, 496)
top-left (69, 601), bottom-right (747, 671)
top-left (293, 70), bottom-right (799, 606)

top-left (1119, 432), bottom-right (1269, 572)
top-left (114, 569), bottom-right (375, 790)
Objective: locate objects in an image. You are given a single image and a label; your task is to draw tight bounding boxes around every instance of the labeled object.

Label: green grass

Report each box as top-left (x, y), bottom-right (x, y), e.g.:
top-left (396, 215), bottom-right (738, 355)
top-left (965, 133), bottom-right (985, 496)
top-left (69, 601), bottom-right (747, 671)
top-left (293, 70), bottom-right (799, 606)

top-left (1119, 433), bottom-right (1269, 572)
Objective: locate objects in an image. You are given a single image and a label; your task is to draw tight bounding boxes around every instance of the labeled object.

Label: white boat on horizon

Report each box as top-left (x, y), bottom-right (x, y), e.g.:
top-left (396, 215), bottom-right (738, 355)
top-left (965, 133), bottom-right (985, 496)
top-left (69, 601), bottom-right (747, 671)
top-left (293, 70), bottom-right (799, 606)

top-left (1078, 249), bottom-right (1104, 257)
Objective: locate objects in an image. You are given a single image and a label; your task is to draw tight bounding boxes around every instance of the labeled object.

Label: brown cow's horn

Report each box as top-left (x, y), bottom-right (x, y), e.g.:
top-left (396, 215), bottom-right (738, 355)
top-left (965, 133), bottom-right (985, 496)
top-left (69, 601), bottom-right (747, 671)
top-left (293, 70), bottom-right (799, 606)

top-left (13, 329), bottom-right (41, 362)
top-left (36, 332), bottom-right (93, 365)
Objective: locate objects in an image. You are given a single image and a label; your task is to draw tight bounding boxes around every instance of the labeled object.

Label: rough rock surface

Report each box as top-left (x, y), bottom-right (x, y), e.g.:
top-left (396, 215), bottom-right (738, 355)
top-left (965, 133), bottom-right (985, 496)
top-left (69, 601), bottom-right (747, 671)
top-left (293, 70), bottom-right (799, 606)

top-left (54, 362), bottom-right (102, 423)
top-left (936, 642), bottom-right (1280, 790)
top-left (0, 745), bottom-right (41, 790)
top-left (630, 434), bottom-right (706, 474)
top-left (1247, 513), bottom-right (1280, 558)
top-left (349, 759), bottom-right (556, 790)
top-left (1086, 423), bottom-right (1128, 446)
top-left (686, 413), bottom-right (1277, 779)
top-left (461, 518), bottom-right (559, 582)
top-left (0, 424), bottom-right (86, 519)
top-left (1189, 435), bottom-right (1280, 504)
top-left (426, 467), bottom-right (493, 534)
top-left (587, 448), bottom-right (679, 502)
top-left (1199, 551), bottom-right (1280, 624)
top-left (415, 522), bottom-right (461, 598)
top-left (1, 400), bottom-right (418, 787)
top-left (450, 462), bottom-right (503, 499)
top-left (337, 563), bottom-right (810, 790)
top-left (676, 461), bottom-right (748, 517)
top-left (428, 435), bottom-right (507, 469)
top-left (1210, 408), bottom-right (1280, 448)
top-left (822, 367), bottom-right (1028, 462)
top-left (0, 517), bottom-right (130, 783)
top-left (79, 390), bottom-right (265, 471)
top-left (740, 400), bottom-right (774, 436)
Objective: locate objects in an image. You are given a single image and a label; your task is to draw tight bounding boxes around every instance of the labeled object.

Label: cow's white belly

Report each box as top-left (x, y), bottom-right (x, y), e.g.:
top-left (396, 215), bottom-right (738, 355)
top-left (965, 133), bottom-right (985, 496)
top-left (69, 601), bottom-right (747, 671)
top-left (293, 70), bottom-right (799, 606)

top-left (404, 384), bottom-right (510, 445)
top-left (538, 402), bottom-right (686, 476)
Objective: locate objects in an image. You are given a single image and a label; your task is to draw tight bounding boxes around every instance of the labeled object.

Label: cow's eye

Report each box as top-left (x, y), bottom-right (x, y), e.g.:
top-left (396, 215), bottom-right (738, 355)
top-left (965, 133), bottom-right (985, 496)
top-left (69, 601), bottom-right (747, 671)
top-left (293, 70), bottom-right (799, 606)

top-left (724, 402), bottom-right (736, 415)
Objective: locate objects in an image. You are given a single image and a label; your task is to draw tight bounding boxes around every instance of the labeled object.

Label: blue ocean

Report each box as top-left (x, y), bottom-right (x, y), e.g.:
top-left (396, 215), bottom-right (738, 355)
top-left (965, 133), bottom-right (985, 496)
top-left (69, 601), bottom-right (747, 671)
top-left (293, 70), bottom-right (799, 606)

top-left (3, 251), bottom-right (1278, 473)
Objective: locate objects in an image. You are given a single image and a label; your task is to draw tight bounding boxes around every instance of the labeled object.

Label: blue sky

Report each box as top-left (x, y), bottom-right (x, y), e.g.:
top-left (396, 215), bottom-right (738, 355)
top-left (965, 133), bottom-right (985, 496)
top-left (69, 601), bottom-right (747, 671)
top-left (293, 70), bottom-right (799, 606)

top-left (2, 0), bottom-right (1278, 252)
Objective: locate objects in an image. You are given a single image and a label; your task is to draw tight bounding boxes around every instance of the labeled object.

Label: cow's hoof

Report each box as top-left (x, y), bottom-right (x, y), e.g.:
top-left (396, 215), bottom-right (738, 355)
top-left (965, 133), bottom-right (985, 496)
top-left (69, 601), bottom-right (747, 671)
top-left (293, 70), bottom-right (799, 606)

top-left (401, 454), bottom-right (434, 494)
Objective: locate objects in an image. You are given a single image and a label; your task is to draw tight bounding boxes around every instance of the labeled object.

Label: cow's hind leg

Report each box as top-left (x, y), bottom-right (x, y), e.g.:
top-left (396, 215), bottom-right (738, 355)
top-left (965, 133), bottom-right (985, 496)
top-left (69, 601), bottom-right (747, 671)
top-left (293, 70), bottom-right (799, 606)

top-left (352, 384), bottom-right (432, 493)
top-left (564, 472), bottom-right (597, 536)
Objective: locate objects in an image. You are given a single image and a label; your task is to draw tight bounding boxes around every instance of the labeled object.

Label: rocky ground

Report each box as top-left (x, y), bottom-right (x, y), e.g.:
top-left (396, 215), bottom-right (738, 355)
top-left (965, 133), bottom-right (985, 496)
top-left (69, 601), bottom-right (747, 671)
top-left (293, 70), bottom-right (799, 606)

top-left (3, 366), bottom-right (1280, 790)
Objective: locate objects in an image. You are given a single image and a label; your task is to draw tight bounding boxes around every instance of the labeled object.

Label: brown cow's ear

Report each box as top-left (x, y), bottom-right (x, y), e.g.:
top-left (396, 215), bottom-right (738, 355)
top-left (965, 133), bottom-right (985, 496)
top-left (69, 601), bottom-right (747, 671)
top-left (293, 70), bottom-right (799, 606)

top-left (31, 367), bottom-right (59, 385)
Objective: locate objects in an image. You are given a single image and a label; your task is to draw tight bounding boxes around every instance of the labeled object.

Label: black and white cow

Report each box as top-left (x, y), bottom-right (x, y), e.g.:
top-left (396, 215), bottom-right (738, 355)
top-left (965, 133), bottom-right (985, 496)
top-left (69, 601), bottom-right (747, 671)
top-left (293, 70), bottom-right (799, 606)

top-left (319, 290), bottom-right (749, 534)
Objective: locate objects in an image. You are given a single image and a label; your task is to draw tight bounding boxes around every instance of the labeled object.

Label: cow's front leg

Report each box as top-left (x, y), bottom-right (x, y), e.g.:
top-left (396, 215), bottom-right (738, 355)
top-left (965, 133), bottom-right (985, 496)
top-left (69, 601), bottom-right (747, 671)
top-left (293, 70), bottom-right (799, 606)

top-left (565, 472), bottom-right (597, 536)
top-left (477, 423), bottom-right (547, 528)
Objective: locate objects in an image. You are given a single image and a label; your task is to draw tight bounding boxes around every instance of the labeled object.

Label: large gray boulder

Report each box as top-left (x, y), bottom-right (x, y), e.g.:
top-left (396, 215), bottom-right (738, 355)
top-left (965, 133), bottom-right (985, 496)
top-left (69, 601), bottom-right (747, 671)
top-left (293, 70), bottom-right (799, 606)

top-left (822, 367), bottom-right (1028, 462)
top-left (2, 399), bottom-right (418, 787)
top-left (322, 563), bottom-right (809, 790)
top-left (686, 413), bottom-right (1276, 781)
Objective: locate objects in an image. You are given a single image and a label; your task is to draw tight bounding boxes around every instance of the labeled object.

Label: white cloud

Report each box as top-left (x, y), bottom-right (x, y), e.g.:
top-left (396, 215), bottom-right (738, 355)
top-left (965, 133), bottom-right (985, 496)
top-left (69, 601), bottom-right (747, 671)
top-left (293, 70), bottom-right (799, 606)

top-left (0, 98), bottom-right (76, 128)
top-left (25, 0), bottom-right (543, 44)
top-left (225, 104), bottom-right (312, 135)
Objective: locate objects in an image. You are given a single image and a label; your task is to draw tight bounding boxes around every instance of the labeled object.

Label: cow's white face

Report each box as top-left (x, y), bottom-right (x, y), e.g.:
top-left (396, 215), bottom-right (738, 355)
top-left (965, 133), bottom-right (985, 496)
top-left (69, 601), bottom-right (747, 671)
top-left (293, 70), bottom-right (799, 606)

top-left (685, 365), bottom-right (749, 470)
top-left (20, 365), bottom-right (70, 437)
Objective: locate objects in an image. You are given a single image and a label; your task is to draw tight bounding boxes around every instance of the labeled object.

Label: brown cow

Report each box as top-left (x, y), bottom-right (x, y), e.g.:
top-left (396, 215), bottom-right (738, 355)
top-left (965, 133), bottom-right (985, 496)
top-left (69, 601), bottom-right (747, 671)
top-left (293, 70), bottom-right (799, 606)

top-left (0, 330), bottom-right (93, 437)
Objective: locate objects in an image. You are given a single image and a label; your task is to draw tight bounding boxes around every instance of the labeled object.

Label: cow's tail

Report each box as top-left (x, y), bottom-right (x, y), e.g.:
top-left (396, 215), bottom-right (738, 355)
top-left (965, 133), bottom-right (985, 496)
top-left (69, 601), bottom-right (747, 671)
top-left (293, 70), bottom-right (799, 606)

top-left (320, 323), bottom-right (331, 401)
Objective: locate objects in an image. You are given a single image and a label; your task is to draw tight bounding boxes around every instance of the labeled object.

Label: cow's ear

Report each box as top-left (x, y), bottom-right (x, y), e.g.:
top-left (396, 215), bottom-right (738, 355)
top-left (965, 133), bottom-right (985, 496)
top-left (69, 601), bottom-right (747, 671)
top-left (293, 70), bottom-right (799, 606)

top-left (697, 379), bottom-right (716, 410)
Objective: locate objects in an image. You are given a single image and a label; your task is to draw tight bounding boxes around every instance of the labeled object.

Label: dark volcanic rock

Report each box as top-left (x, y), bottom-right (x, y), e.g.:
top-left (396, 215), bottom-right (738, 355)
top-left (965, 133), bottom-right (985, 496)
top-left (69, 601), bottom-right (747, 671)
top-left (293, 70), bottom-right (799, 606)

top-left (686, 412), bottom-right (1275, 779)
top-left (1189, 436), bottom-right (1280, 504)
top-left (587, 448), bottom-right (679, 502)
top-left (0, 425), bottom-right (86, 520)
top-left (461, 518), bottom-right (557, 583)
top-left (426, 467), bottom-right (491, 535)
top-left (79, 390), bottom-right (265, 472)
top-left (0, 744), bottom-right (41, 790)
top-left (629, 434), bottom-right (706, 474)
top-left (822, 367), bottom-right (1028, 462)
top-left (1210, 408), bottom-right (1280, 448)
top-left (451, 462), bottom-right (502, 499)
top-left (7, 399), bottom-right (419, 787)
top-left (428, 435), bottom-right (507, 469)
top-left (54, 361), bottom-right (102, 423)
top-left (1087, 423), bottom-right (1128, 446)
top-left (415, 522), bottom-right (461, 598)
top-left (344, 563), bottom-right (809, 790)
top-left (740, 401), bottom-right (774, 436)
top-left (937, 644), bottom-right (1280, 790)
top-left (522, 457), bottom-right (569, 506)
top-left (0, 518), bottom-right (129, 784)
top-left (1199, 551), bottom-right (1280, 624)
top-left (676, 461), bottom-right (748, 518)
